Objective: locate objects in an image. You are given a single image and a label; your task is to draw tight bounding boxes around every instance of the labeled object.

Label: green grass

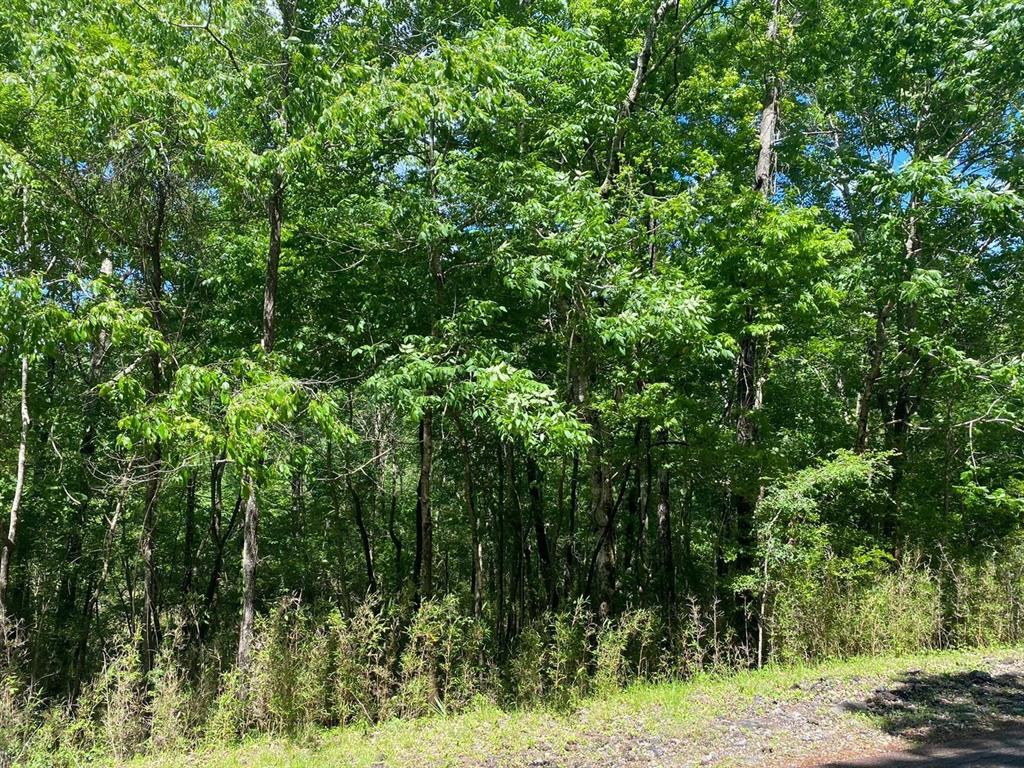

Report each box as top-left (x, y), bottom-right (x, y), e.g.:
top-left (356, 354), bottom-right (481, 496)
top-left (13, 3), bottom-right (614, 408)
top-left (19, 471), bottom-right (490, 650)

top-left (125, 646), bottom-right (1022, 768)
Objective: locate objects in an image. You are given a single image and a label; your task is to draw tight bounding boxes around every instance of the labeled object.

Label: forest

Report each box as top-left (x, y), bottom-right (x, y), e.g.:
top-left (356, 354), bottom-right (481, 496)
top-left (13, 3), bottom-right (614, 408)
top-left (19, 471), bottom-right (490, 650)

top-left (1, 0), bottom-right (1023, 762)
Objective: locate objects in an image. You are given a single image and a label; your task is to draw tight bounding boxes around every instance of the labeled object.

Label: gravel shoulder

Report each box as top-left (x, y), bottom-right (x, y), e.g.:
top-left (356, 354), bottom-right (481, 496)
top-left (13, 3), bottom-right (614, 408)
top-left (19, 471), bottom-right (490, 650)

top-left (511, 650), bottom-right (1024, 768)
top-left (805, 725), bottom-right (1024, 767)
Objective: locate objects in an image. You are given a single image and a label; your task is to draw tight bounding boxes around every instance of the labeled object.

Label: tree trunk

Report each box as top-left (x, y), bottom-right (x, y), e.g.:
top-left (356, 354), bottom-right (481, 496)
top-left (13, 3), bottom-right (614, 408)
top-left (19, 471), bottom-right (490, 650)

top-left (854, 200), bottom-right (918, 456)
top-left (754, 0), bottom-right (782, 192)
top-left (600, 0), bottom-right (716, 194)
top-left (182, 472), bottom-right (197, 599)
top-left (140, 443), bottom-right (162, 675)
top-left (239, 169), bottom-right (283, 670)
top-left (347, 474), bottom-right (377, 593)
top-left (527, 456), bottom-right (557, 613)
top-left (509, 449), bottom-right (530, 624)
top-left (681, 482), bottom-right (694, 590)
top-left (729, 0), bottom-right (782, 650)
top-left (237, 475), bottom-right (259, 669)
top-left (854, 298), bottom-right (895, 453)
top-left (601, 0), bottom-right (679, 193)
top-left (496, 441), bottom-right (507, 647)
top-left (656, 463), bottom-right (676, 615)
top-left (622, 419), bottom-right (652, 596)
top-left (562, 452), bottom-right (579, 603)
top-left (262, 170), bottom-right (284, 356)
top-left (886, 212), bottom-right (925, 541)
top-left (417, 119), bottom-right (445, 605)
top-left (590, 433), bottom-right (616, 621)
top-left (59, 258), bottom-right (113, 691)
top-left (141, 178), bottom-right (168, 676)
top-left (325, 441), bottom-right (353, 614)
top-left (0, 355), bottom-right (30, 623)
top-left (291, 467), bottom-right (316, 600)
top-left (199, 455), bottom-right (239, 642)
top-left (386, 469), bottom-right (402, 590)
top-left (417, 410), bottom-right (434, 599)
top-left (76, 496), bottom-right (123, 681)
top-left (456, 417), bottom-right (485, 617)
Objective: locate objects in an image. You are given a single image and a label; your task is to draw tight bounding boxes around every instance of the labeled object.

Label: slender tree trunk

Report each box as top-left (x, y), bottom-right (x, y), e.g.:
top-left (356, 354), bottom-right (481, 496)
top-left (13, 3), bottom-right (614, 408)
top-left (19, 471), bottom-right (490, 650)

top-left (622, 419), bottom-right (652, 594)
top-left (76, 496), bottom-right (123, 680)
top-left (509, 449), bottom-right (529, 624)
top-left (417, 119), bottom-right (445, 605)
top-left (182, 472), bottom-right (197, 598)
top-left (600, 0), bottom-right (717, 193)
top-left (601, 0), bottom-right (680, 194)
top-left (239, 169), bottom-right (284, 671)
top-left (140, 443), bottom-right (162, 674)
top-left (2, 191), bottom-right (31, 627)
top-left (414, 471), bottom-right (423, 594)
top-left (199, 455), bottom-right (239, 642)
top-left (854, 199), bottom-right (918, 456)
top-left (237, 475), bottom-right (259, 669)
top-left (729, 0), bottom-right (782, 651)
top-left (527, 456), bottom-right (557, 613)
top-left (0, 355), bottom-right (30, 623)
top-left (237, 0), bottom-right (294, 668)
top-left (261, 171), bottom-right (284, 355)
top-left (732, 319), bottom-right (760, 579)
top-left (886, 213), bottom-right (925, 543)
top-left (456, 417), bottom-right (485, 617)
top-left (656, 463), bottom-right (675, 614)
top-left (325, 441), bottom-right (353, 614)
top-left (681, 482), bottom-right (694, 589)
top-left (622, 445), bottom-right (641, 584)
top-left (387, 469), bottom-right (402, 589)
top-left (753, 5), bottom-right (781, 196)
top-left (854, 298), bottom-right (895, 453)
top-left (59, 258), bottom-right (113, 691)
top-left (347, 475), bottom-right (377, 593)
top-left (568, 348), bottom-right (616, 620)
top-left (141, 179), bottom-right (168, 676)
top-left (563, 452), bottom-right (579, 603)
top-left (889, 381), bottom-right (910, 541)
top-left (590, 432), bottom-right (616, 621)
top-left (292, 467), bottom-right (317, 601)
top-left (496, 441), bottom-right (507, 647)
top-left (640, 424), bottom-right (654, 593)
top-left (417, 410), bottom-right (434, 599)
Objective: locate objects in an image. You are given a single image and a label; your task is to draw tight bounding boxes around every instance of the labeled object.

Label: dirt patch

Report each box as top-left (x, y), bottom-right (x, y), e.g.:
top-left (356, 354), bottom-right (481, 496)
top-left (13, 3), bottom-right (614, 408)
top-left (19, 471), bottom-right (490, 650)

top-left (507, 655), bottom-right (1024, 768)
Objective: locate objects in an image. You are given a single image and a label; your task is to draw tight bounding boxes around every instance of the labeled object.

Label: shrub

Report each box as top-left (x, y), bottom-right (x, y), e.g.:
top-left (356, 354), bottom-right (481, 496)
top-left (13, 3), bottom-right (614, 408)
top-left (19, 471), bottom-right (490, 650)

top-left (544, 599), bottom-right (593, 706)
top-left (148, 651), bottom-right (190, 753)
top-left (509, 624), bottom-right (545, 705)
top-left (768, 552), bottom-right (942, 662)
top-left (673, 596), bottom-right (745, 674)
top-left (331, 599), bottom-right (400, 724)
top-left (205, 668), bottom-right (246, 745)
top-left (396, 596), bottom-right (488, 717)
top-left (594, 608), bottom-right (661, 694)
top-left (0, 672), bottom-right (37, 768)
top-left (943, 541), bottom-right (1024, 648)
top-left (59, 635), bottom-right (149, 762)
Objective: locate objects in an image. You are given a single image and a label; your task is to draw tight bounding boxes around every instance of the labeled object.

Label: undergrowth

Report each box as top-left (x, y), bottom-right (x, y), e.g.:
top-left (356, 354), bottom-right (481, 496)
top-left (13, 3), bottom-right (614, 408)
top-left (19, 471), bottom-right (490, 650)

top-left (2, 546), bottom-right (1023, 767)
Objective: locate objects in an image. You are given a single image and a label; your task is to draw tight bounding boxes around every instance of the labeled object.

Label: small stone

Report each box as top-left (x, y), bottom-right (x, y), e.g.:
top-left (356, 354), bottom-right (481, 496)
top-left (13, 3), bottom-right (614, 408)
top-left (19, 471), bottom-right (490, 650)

top-left (839, 700), bottom-right (870, 713)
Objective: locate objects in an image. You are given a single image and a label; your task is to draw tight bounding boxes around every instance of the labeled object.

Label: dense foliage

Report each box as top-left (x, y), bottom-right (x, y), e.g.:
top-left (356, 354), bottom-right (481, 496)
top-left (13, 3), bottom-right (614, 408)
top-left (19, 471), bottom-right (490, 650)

top-left (1, 0), bottom-right (1023, 759)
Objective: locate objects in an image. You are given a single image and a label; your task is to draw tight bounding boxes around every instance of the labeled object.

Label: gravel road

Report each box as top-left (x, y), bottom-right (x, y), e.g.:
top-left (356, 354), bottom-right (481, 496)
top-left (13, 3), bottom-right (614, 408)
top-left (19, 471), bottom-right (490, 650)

top-left (811, 725), bottom-right (1024, 767)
